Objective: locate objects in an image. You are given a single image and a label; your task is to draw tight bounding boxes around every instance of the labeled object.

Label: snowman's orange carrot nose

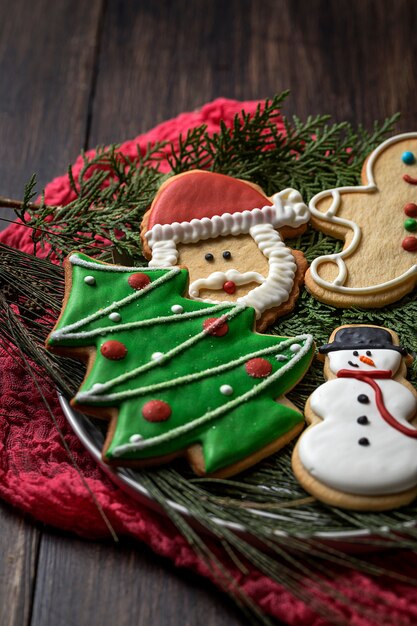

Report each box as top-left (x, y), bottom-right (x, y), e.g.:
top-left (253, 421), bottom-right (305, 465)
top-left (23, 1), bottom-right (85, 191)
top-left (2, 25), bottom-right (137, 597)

top-left (360, 356), bottom-right (375, 366)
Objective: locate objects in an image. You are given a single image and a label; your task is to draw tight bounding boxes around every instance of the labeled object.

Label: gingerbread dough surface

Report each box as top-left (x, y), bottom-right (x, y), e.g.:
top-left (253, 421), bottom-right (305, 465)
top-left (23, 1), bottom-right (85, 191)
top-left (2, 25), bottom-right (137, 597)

top-left (305, 133), bottom-right (417, 308)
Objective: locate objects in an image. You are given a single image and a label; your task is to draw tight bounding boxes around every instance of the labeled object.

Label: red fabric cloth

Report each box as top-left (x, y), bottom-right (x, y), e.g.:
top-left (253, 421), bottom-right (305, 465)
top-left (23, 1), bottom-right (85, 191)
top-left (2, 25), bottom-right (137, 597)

top-left (1, 98), bottom-right (417, 626)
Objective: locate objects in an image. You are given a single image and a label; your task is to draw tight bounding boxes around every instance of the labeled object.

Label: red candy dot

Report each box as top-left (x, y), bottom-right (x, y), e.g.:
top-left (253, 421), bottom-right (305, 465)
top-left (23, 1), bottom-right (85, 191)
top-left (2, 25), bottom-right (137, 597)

top-left (223, 280), bottom-right (236, 294)
top-left (245, 358), bottom-right (272, 378)
top-left (128, 272), bottom-right (151, 290)
top-left (402, 236), bottom-right (417, 252)
top-left (142, 400), bottom-right (171, 422)
top-left (100, 340), bottom-right (128, 360)
top-left (203, 317), bottom-right (229, 337)
top-left (404, 202), bottom-right (417, 217)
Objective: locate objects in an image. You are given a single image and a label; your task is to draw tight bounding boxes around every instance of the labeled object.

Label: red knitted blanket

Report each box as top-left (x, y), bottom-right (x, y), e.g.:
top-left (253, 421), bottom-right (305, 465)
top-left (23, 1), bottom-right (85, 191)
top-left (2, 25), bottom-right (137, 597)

top-left (1, 99), bottom-right (417, 626)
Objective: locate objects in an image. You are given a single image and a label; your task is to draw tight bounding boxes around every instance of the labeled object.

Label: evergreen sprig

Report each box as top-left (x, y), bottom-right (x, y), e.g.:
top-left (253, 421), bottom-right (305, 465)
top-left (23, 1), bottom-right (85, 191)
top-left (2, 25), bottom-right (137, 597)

top-left (14, 92), bottom-right (399, 262)
top-left (1, 93), bottom-right (414, 625)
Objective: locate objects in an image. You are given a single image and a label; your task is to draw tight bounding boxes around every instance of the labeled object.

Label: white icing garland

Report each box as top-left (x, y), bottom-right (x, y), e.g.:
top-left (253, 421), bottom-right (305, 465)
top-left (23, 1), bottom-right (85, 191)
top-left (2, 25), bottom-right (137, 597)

top-left (110, 334), bottom-right (314, 457)
top-left (76, 334), bottom-right (311, 404)
top-left (53, 300), bottom-right (235, 341)
top-left (309, 132), bottom-right (417, 295)
top-left (51, 259), bottom-right (180, 341)
top-left (74, 303), bottom-right (247, 401)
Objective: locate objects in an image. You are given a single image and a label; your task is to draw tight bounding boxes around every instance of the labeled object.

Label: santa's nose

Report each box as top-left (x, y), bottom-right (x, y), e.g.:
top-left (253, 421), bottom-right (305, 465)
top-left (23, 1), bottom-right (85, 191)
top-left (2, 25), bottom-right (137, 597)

top-left (223, 280), bottom-right (236, 294)
top-left (360, 355), bottom-right (375, 367)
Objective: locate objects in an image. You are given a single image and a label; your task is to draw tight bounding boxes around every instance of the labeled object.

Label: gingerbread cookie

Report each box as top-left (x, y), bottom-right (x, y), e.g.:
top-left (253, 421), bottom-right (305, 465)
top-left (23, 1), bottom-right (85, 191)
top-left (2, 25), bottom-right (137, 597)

top-left (141, 170), bottom-right (310, 331)
top-left (47, 252), bottom-right (314, 477)
top-left (305, 133), bottom-right (417, 308)
top-left (292, 325), bottom-right (417, 511)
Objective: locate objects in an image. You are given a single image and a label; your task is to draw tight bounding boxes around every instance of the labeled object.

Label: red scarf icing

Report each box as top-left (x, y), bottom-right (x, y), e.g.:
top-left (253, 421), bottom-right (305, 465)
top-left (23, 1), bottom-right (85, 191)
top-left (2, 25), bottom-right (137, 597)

top-left (337, 369), bottom-right (417, 438)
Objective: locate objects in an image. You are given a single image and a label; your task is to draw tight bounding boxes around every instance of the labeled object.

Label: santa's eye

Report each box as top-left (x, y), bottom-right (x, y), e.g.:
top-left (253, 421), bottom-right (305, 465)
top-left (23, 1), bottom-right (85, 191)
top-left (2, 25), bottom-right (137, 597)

top-left (223, 251), bottom-right (232, 260)
top-left (353, 351), bottom-right (359, 356)
top-left (402, 151), bottom-right (416, 165)
top-left (366, 350), bottom-right (372, 356)
top-left (205, 253), bottom-right (214, 262)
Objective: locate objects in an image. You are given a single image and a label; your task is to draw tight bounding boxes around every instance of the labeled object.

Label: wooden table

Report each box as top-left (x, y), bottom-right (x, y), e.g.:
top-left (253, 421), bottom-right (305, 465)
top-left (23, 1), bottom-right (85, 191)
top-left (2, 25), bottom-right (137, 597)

top-left (1, 1), bottom-right (417, 624)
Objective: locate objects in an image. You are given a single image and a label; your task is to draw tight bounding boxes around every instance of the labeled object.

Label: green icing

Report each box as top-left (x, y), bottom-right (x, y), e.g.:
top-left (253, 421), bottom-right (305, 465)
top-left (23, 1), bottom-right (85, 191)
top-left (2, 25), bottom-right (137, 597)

top-left (49, 253), bottom-right (314, 474)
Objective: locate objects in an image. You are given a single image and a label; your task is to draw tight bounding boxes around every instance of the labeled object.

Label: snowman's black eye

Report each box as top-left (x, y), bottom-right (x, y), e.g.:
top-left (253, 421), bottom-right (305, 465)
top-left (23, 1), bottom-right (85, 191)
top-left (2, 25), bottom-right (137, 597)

top-left (223, 251), bottom-right (232, 260)
top-left (353, 351), bottom-right (359, 357)
top-left (366, 350), bottom-right (372, 356)
top-left (205, 253), bottom-right (214, 262)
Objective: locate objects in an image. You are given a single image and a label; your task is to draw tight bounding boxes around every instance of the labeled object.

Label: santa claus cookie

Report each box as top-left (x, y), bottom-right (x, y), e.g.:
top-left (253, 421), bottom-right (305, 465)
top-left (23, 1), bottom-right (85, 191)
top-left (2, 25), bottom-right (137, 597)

top-left (141, 170), bottom-right (310, 331)
top-left (305, 133), bottom-right (417, 308)
top-left (292, 325), bottom-right (417, 511)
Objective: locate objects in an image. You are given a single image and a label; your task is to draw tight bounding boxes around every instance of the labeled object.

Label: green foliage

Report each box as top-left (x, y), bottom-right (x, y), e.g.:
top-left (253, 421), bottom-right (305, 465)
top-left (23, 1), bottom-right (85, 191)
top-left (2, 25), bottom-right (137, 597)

top-left (17, 92), bottom-right (399, 261)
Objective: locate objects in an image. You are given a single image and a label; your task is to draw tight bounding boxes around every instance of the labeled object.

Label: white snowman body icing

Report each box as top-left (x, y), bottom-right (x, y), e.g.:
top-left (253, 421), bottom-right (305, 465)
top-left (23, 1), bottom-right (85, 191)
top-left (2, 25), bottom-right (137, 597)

top-left (298, 348), bottom-right (417, 495)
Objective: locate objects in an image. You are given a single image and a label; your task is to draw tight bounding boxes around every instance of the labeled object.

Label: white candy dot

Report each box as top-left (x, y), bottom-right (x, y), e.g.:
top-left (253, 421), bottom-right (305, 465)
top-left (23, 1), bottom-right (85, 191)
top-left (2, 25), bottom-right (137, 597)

top-left (84, 275), bottom-right (96, 285)
top-left (275, 354), bottom-right (288, 362)
top-left (171, 304), bottom-right (184, 314)
top-left (129, 434), bottom-right (143, 443)
top-left (92, 383), bottom-right (105, 392)
top-left (109, 312), bottom-right (121, 322)
top-left (152, 352), bottom-right (164, 361)
top-left (290, 344), bottom-right (302, 353)
top-left (220, 384), bottom-right (233, 396)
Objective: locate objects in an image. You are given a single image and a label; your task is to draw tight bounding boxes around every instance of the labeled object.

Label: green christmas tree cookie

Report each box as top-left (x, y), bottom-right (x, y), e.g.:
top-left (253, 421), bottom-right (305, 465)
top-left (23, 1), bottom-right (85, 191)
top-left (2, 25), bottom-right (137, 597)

top-left (47, 253), bottom-right (314, 477)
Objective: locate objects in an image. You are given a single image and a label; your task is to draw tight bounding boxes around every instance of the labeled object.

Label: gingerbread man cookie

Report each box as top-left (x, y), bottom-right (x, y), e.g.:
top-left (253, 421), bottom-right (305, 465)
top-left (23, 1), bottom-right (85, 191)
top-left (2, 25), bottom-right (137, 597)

top-left (292, 325), bottom-right (417, 511)
top-left (141, 170), bottom-right (310, 331)
top-left (305, 133), bottom-right (417, 308)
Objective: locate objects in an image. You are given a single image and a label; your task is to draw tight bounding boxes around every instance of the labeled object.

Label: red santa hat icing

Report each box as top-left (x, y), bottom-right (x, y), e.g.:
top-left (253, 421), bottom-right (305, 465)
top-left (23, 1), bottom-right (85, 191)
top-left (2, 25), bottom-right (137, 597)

top-left (145, 171), bottom-right (309, 266)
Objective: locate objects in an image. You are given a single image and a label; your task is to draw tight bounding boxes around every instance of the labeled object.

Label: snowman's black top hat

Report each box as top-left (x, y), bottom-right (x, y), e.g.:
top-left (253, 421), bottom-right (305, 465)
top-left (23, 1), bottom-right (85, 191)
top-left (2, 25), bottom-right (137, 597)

top-left (319, 326), bottom-right (408, 355)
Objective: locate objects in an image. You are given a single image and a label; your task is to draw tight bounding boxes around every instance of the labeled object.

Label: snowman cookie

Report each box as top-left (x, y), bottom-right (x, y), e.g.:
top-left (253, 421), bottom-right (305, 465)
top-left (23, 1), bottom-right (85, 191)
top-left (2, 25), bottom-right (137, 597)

top-left (141, 170), bottom-right (310, 331)
top-left (305, 133), bottom-right (417, 308)
top-left (292, 325), bottom-right (417, 511)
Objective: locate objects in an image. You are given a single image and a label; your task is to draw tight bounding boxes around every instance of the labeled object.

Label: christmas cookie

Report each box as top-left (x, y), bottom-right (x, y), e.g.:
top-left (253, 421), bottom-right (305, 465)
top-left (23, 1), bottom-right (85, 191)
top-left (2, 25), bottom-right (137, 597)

top-left (47, 252), bottom-right (315, 477)
top-left (305, 133), bottom-right (417, 308)
top-left (141, 170), bottom-right (310, 331)
top-left (292, 325), bottom-right (417, 511)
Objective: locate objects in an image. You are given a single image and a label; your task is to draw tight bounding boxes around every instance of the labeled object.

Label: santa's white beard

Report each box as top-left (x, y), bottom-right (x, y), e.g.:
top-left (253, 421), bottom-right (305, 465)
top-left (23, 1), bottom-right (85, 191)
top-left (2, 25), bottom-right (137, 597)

top-left (148, 225), bottom-right (298, 317)
top-left (188, 269), bottom-right (265, 300)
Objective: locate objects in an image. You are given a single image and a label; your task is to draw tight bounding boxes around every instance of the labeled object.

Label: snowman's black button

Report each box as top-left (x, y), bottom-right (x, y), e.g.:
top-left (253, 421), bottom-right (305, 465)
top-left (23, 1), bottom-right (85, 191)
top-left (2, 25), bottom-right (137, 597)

top-left (357, 394), bottom-right (369, 404)
top-left (357, 415), bottom-right (369, 425)
top-left (358, 437), bottom-right (370, 446)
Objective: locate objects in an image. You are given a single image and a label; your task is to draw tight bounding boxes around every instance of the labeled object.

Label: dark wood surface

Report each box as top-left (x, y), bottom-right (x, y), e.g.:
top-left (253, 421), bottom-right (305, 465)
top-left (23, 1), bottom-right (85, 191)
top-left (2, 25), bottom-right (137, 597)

top-left (1, 1), bottom-right (417, 624)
